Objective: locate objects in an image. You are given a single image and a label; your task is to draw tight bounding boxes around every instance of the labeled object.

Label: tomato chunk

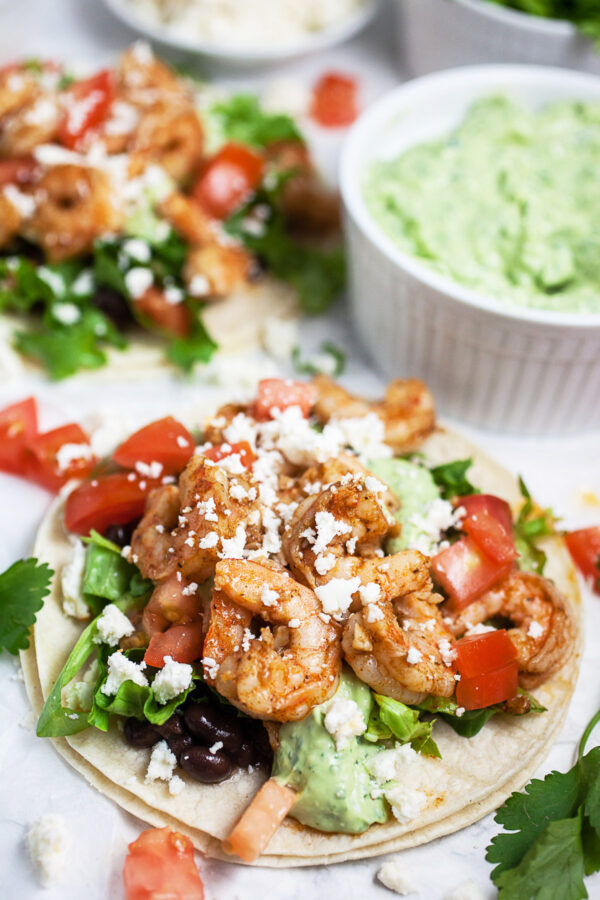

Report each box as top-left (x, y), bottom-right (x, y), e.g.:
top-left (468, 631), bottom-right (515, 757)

top-left (455, 629), bottom-right (517, 679)
top-left (566, 527), bottom-right (600, 594)
top-left (253, 378), bottom-right (315, 421)
top-left (311, 72), bottom-right (359, 128)
top-left (133, 286), bottom-right (191, 338)
top-left (114, 417), bottom-right (194, 476)
top-left (459, 494), bottom-right (517, 565)
top-left (0, 397), bottom-right (38, 476)
top-left (0, 155), bottom-right (38, 187)
top-left (431, 537), bottom-right (513, 610)
top-left (192, 143), bottom-right (264, 220)
top-left (203, 441), bottom-right (256, 470)
top-left (456, 662), bottom-right (519, 711)
top-left (27, 423), bottom-right (95, 491)
top-left (145, 622), bottom-right (205, 668)
top-left (123, 827), bottom-right (204, 900)
top-left (65, 472), bottom-right (159, 536)
top-left (58, 69), bottom-right (115, 149)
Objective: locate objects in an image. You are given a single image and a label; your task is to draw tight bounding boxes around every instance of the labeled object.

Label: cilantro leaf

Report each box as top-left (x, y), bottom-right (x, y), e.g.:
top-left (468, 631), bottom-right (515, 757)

top-left (211, 94), bottom-right (303, 149)
top-left (514, 476), bottom-right (555, 575)
top-left (0, 558), bottom-right (53, 654)
top-left (166, 317), bottom-right (218, 373)
top-left (430, 458), bottom-right (478, 500)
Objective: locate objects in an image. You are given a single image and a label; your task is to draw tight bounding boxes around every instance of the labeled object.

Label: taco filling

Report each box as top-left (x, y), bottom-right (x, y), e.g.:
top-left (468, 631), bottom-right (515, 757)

top-left (31, 376), bottom-right (576, 859)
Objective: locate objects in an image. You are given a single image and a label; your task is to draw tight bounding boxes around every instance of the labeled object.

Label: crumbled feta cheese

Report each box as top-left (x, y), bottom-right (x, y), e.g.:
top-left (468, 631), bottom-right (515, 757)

top-left (135, 459), bottom-right (163, 479)
top-left (93, 604), bottom-right (134, 647)
top-left (56, 441), bottom-right (94, 473)
top-left (359, 582), bottom-right (381, 605)
top-left (407, 499), bottom-right (465, 555)
top-left (261, 586), bottom-right (279, 606)
top-left (145, 740), bottom-right (177, 784)
top-left (528, 620), bottom-right (544, 639)
top-left (332, 413), bottom-right (392, 461)
top-left (465, 622), bottom-right (496, 636)
top-left (312, 510), bottom-right (352, 555)
top-left (315, 576), bottom-right (361, 616)
top-left (365, 604), bottom-right (384, 622)
top-left (125, 266), bottom-right (153, 298)
top-left (444, 880), bottom-right (488, 900)
top-left (377, 859), bottom-right (418, 896)
top-left (438, 638), bottom-right (457, 667)
top-left (181, 582), bottom-right (198, 596)
top-left (219, 524), bottom-right (247, 559)
top-left (368, 745), bottom-right (426, 824)
top-left (203, 656), bottom-right (220, 679)
top-left (261, 316), bottom-right (298, 362)
top-left (288, 618), bottom-right (301, 628)
top-left (3, 183), bottom-right (36, 217)
top-left (102, 652), bottom-right (148, 696)
top-left (52, 301), bottom-right (81, 325)
top-left (164, 285), bottom-right (184, 305)
top-left (26, 814), bottom-right (68, 886)
top-left (455, 707), bottom-right (465, 717)
top-left (188, 273), bottom-right (210, 297)
top-left (122, 238), bottom-right (151, 262)
top-left (196, 496), bottom-right (218, 522)
top-left (346, 536), bottom-right (358, 555)
top-left (324, 697), bottom-right (366, 749)
top-left (199, 531), bottom-right (219, 549)
top-left (407, 646), bottom-right (423, 665)
top-left (152, 655), bottom-right (193, 704)
top-left (315, 552), bottom-right (336, 575)
top-left (168, 775), bottom-right (185, 795)
top-left (218, 453), bottom-right (246, 475)
top-left (61, 536), bottom-right (89, 620)
top-left (209, 741), bottom-right (224, 754)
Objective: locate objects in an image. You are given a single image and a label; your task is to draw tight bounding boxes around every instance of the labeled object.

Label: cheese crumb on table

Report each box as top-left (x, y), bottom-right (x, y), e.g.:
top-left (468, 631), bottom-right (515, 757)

top-left (444, 880), bottom-right (488, 900)
top-left (26, 814), bottom-right (69, 886)
top-left (377, 859), bottom-right (418, 895)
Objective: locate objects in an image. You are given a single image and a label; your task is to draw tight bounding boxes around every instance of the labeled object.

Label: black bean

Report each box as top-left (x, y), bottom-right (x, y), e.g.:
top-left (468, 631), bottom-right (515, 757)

top-left (243, 719), bottom-right (273, 762)
top-left (92, 286), bottom-right (135, 330)
top-left (156, 711), bottom-right (187, 740)
top-left (123, 717), bottom-right (161, 749)
top-left (104, 520), bottom-right (138, 548)
top-left (180, 747), bottom-right (233, 784)
top-left (167, 733), bottom-right (194, 762)
top-left (230, 741), bottom-right (257, 769)
top-left (183, 704), bottom-right (243, 753)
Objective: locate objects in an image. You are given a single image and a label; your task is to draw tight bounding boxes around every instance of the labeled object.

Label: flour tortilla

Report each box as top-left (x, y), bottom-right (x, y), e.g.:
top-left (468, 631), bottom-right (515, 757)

top-left (21, 427), bottom-right (582, 866)
top-left (0, 275), bottom-right (298, 382)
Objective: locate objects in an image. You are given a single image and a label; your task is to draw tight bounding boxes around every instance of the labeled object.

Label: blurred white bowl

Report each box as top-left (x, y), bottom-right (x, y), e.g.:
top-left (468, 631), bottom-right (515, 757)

top-left (102, 0), bottom-right (379, 66)
top-left (394, 0), bottom-right (600, 77)
top-left (340, 65), bottom-right (600, 435)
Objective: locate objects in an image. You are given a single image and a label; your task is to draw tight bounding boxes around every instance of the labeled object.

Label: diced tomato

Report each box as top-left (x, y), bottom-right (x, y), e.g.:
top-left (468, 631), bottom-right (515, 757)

top-left (203, 441), bottom-right (256, 470)
top-left (114, 417), bottom-right (194, 476)
top-left (310, 72), bottom-right (359, 128)
top-left (123, 827), bottom-right (204, 900)
top-left (566, 527), bottom-right (600, 594)
top-left (58, 69), bottom-right (115, 150)
top-left (223, 778), bottom-right (297, 863)
top-left (456, 662), bottom-right (519, 711)
top-left (455, 629), bottom-right (517, 679)
top-left (133, 286), bottom-right (191, 338)
top-left (459, 494), bottom-right (517, 565)
top-left (27, 423), bottom-right (95, 491)
top-left (192, 143), bottom-right (264, 220)
top-left (144, 622), bottom-right (205, 668)
top-left (64, 472), bottom-right (160, 536)
top-left (0, 397), bottom-right (38, 476)
top-left (431, 536), bottom-right (513, 610)
top-left (0, 155), bottom-right (38, 187)
top-left (253, 378), bottom-right (315, 421)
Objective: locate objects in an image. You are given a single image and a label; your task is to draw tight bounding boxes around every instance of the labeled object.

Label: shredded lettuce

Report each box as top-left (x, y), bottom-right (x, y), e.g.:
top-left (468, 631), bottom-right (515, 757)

top-left (365, 694), bottom-right (441, 758)
top-left (210, 93), bottom-right (303, 149)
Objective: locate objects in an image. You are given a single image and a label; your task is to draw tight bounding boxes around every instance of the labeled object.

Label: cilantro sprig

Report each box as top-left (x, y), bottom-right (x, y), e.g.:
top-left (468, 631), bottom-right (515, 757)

top-left (0, 558), bottom-right (53, 654)
top-left (210, 94), bottom-right (303, 149)
top-left (430, 458), bottom-right (478, 500)
top-left (514, 477), bottom-right (555, 575)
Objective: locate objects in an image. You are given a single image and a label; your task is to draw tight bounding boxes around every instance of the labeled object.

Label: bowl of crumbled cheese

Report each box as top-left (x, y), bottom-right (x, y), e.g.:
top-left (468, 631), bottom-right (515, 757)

top-left (102, 0), bottom-right (379, 64)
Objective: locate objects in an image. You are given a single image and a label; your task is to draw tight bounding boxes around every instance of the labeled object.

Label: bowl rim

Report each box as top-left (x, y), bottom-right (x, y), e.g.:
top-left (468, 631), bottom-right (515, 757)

top-left (102, 0), bottom-right (379, 62)
top-left (453, 0), bottom-right (577, 37)
top-left (340, 63), bottom-right (600, 328)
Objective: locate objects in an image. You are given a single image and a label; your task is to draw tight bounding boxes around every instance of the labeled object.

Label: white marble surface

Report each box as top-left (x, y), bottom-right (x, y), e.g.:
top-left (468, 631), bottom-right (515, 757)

top-left (1, 3), bottom-right (600, 898)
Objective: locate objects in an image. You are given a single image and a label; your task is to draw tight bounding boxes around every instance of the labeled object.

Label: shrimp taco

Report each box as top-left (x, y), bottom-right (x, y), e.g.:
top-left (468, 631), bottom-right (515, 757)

top-left (22, 376), bottom-right (580, 865)
top-left (0, 45), bottom-right (342, 380)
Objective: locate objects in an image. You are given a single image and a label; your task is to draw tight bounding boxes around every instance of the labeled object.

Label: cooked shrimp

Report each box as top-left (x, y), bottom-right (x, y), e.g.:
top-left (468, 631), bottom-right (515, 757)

top-left (130, 107), bottom-right (203, 184)
top-left (342, 551), bottom-right (456, 704)
top-left (203, 559), bottom-right (342, 721)
top-left (0, 83), bottom-right (58, 155)
top-left (297, 454), bottom-right (398, 517)
top-left (184, 242), bottom-right (253, 298)
top-left (141, 572), bottom-right (203, 636)
top-left (0, 68), bottom-right (39, 120)
top-left (131, 485), bottom-right (181, 583)
top-left (30, 165), bottom-right (122, 261)
top-left (118, 46), bottom-right (189, 111)
top-left (444, 571), bottom-right (575, 689)
top-left (202, 404), bottom-right (248, 445)
top-left (312, 376), bottom-right (436, 454)
top-left (282, 480), bottom-right (397, 589)
top-left (160, 192), bottom-right (216, 247)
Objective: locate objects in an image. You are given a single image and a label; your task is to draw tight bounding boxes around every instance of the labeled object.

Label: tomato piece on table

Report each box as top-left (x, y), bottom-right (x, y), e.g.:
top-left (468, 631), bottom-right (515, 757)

top-left (192, 143), bottom-right (264, 220)
top-left (0, 155), bottom-right (38, 187)
top-left (0, 397), bottom-right (38, 476)
top-left (123, 827), bottom-right (204, 900)
top-left (65, 472), bottom-right (160, 536)
top-left (145, 622), bottom-right (205, 667)
top-left (455, 629), bottom-right (517, 679)
top-left (58, 69), bottom-right (115, 149)
top-left (431, 536), bottom-right (513, 610)
top-left (456, 662), bottom-right (519, 711)
top-left (566, 526), bottom-right (600, 594)
top-left (253, 378), bottom-right (315, 421)
top-left (114, 417), bottom-right (194, 476)
top-left (203, 441), bottom-right (256, 470)
top-left (27, 423), bottom-right (95, 491)
top-left (459, 494), bottom-right (517, 565)
top-left (133, 286), bottom-right (191, 338)
top-left (310, 72), bottom-right (359, 127)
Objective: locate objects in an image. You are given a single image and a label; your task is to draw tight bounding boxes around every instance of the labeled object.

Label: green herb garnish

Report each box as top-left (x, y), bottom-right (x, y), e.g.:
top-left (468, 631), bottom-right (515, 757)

top-left (0, 558), bottom-right (52, 654)
top-left (211, 94), bottom-right (303, 149)
top-left (430, 458), bottom-right (478, 500)
top-left (514, 477), bottom-right (555, 575)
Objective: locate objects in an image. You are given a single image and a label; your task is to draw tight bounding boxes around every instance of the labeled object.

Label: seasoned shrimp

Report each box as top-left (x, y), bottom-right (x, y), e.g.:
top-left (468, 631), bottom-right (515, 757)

top-left (142, 572), bottom-right (203, 636)
top-left (312, 376), bottom-right (436, 454)
top-left (0, 68), bottom-right (39, 120)
top-left (341, 551), bottom-right (457, 704)
top-left (297, 454), bottom-right (398, 516)
top-left (444, 571), bottom-right (575, 689)
top-left (130, 107), bottom-right (203, 184)
top-left (160, 192), bottom-right (216, 247)
top-left (203, 559), bottom-right (341, 721)
top-left (30, 165), bottom-right (122, 261)
top-left (131, 485), bottom-right (181, 582)
top-left (283, 480), bottom-right (397, 589)
top-left (184, 242), bottom-right (253, 298)
top-left (118, 46), bottom-right (189, 111)
top-left (0, 87), bottom-right (58, 156)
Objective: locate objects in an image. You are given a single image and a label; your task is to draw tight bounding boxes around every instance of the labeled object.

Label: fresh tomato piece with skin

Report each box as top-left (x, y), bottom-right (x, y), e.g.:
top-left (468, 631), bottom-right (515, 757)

top-left (203, 441), bottom-right (256, 470)
top-left (144, 622), bottom-right (205, 667)
top-left (58, 69), bottom-right (115, 150)
top-left (566, 527), bottom-right (600, 593)
top-left (431, 536), bottom-right (513, 610)
top-left (0, 155), bottom-right (38, 187)
top-left (27, 423), bottom-right (95, 491)
top-left (459, 494), bottom-right (517, 565)
top-left (113, 417), bottom-right (194, 476)
top-left (311, 72), bottom-right (359, 128)
top-left (0, 397), bottom-right (38, 475)
top-left (253, 378), bottom-right (315, 421)
top-left (123, 827), bottom-right (204, 900)
top-left (134, 286), bottom-right (192, 338)
top-left (455, 629), bottom-right (518, 679)
top-left (192, 142), bottom-right (264, 220)
top-left (64, 472), bottom-right (160, 536)
top-left (456, 661), bottom-right (519, 711)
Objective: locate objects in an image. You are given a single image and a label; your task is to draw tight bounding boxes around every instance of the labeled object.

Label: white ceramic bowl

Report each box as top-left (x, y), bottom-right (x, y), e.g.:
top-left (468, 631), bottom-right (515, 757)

top-left (340, 65), bottom-right (600, 435)
top-left (394, 0), bottom-right (600, 78)
top-left (102, 0), bottom-right (379, 66)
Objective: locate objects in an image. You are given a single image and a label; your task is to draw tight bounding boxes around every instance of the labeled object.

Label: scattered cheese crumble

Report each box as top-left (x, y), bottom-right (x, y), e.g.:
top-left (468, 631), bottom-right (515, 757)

top-left (377, 859), bottom-right (418, 895)
top-left (26, 814), bottom-right (68, 886)
top-left (324, 697), bottom-right (366, 749)
top-left (152, 656), bottom-right (193, 704)
top-left (93, 603), bottom-right (134, 647)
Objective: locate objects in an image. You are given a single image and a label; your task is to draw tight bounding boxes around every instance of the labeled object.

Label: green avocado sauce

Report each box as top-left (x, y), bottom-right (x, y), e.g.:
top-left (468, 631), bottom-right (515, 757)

top-left (367, 458), bottom-right (441, 554)
top-left (365, 96), bottom-right (600, 314)
top-left (272, 670), bottom-right (388, 833)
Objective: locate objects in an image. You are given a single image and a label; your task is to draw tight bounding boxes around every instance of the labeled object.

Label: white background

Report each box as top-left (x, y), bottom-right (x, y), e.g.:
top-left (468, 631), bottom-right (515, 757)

top-left (1, 1), bottom-right (600, 897)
